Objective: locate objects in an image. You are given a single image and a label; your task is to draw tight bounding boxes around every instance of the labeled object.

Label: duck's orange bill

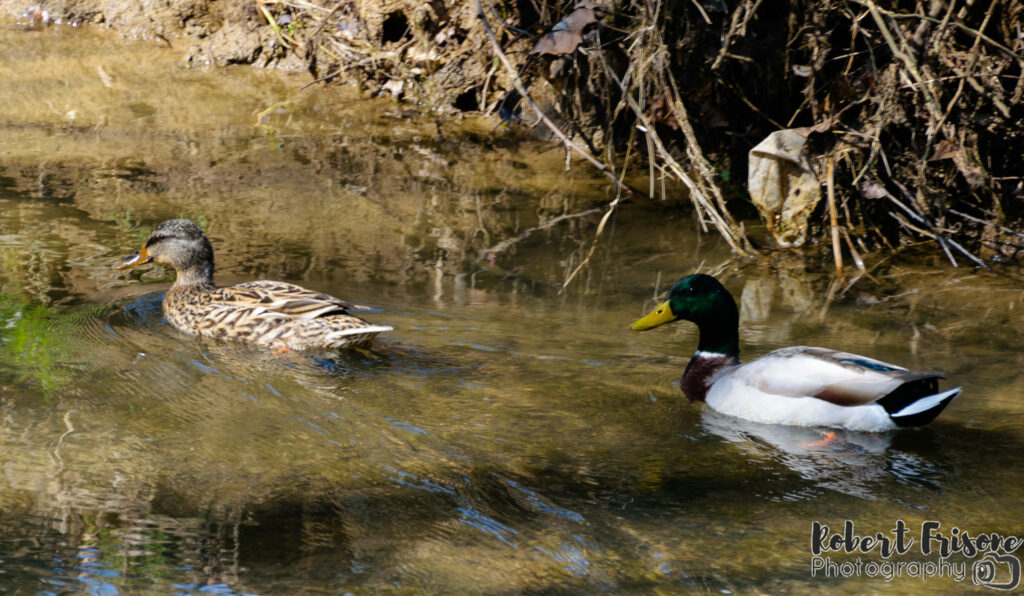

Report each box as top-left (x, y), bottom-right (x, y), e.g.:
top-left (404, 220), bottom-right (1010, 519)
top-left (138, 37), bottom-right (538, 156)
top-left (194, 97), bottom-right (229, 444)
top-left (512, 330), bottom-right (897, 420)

top-left (114, 246), bottom-right (152, 270)
top-left (630, 300), bottom-right (674, 331)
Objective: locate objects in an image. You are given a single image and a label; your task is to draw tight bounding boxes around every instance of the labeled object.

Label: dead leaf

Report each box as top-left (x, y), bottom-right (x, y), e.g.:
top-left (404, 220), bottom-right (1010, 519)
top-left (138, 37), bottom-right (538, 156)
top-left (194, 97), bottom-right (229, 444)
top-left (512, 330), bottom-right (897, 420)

top-left (382, 79), bottom-right (404, 99)
top-left (531, 7), bottom-right (596, 56)
top-left (792, 118), bottom-right (834, 136)
top-left (792, 65), bottom-right (813, 77)
top-left (747, 129), bottom-right (822, 248)
top-left (558, 6), bottom-right (596, 33)
top-left (859, 180), bottom-right (891, 200)
top-left (929, 139), bottom-right (959, 161)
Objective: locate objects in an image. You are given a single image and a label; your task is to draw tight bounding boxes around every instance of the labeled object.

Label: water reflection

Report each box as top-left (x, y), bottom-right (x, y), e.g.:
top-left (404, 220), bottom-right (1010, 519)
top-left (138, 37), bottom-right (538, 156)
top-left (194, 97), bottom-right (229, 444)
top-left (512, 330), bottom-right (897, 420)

top-left (1, 18), bottom-right (1023, 595)
top-left (699, 410), bottom-right (951, 500)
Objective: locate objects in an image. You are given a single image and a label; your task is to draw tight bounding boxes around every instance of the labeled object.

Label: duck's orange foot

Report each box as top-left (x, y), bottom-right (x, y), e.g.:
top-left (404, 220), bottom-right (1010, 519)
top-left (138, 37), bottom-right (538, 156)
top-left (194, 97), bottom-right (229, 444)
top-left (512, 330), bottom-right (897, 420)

top-left (274, 346), bottom-right (293, 355)
top-left (805, 431), bottom-right (839, 448)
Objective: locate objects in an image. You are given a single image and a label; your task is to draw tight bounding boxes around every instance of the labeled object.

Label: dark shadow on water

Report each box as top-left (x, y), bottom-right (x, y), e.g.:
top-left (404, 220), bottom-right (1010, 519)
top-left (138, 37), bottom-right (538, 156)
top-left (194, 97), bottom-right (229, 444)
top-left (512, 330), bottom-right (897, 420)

top-left (305, 341), bottom-right (468, 380)
top-left (141, 461), bottom-right (704, 592)
top-left (114, 291), bottom-right (167, 328)
top-left (7, 385), bottom-right (1024, 593)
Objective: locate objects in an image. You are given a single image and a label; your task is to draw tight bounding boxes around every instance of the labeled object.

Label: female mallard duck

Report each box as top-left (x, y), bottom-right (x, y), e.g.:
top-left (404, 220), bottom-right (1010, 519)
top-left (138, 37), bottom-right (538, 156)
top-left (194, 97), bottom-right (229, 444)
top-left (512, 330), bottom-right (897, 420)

top-left (631, 274), bottom-right (960, 431)
top-left (115, 219), bottom-right (391, 350)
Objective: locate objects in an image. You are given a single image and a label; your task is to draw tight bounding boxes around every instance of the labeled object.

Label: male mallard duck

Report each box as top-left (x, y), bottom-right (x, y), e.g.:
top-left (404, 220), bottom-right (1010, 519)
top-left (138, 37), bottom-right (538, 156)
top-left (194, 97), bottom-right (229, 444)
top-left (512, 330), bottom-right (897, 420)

top-left (631, 274), bottom-right (960, 431)
top-left (115, 219), bottom-right (391, 350)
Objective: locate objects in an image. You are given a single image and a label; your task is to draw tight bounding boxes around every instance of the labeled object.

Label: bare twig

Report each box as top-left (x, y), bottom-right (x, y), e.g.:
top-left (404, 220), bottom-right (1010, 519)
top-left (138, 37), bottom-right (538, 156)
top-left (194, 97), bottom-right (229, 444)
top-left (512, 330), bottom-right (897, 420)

top-left (840, 227), bottom-right (867, 274)
top-left (827, 157), bottom-right (843, 278)
top-left (711, 0), bottom-right (764, 70)
top-left (560, 180), bottom-right (627, 291)
top-left (477, 207), bottom-right (603, 262)
top-left (475, 0), bottom-right (640, 198)
top-left (862, 1), bottom-right (944, 125)
top-left (885, 10), bottom-right (1024, 60)
top-left (948, 209), bottom-right (1024, 240)
top-left (665, 69), bottom-right (752, 253)
top-left (936, 0), bottom-right (999, 131)
top-left (599, 52), bottom-right (747, 253)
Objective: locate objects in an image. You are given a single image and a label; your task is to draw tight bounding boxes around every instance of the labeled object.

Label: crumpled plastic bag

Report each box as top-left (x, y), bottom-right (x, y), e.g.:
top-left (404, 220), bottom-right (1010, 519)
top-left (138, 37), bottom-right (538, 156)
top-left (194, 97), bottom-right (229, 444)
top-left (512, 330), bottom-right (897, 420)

top-left (748, 129), bottom-right (822, 247)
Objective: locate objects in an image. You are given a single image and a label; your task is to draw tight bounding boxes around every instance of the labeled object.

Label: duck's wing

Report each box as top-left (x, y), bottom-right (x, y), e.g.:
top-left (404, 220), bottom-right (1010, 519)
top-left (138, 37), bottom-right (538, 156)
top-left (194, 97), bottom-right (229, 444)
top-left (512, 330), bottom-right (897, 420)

top-left (189, 295), bottom-right (390, 348)
top-left (213, 280), bottom-right (361, 320)
top-left (728, 346), bottom-right (944, 406)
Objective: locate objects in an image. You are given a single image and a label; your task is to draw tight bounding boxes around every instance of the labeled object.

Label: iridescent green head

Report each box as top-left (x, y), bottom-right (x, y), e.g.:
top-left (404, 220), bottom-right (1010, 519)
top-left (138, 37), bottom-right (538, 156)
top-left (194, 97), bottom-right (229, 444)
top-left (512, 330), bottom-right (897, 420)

top-left (631, 274), bottom-right (739, 354)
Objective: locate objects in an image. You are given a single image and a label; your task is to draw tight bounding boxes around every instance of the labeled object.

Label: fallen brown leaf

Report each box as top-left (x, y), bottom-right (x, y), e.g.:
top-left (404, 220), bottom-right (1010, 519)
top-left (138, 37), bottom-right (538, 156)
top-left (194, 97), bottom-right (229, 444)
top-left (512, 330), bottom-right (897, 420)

top-left (530, 7), bottom-right (596, 56)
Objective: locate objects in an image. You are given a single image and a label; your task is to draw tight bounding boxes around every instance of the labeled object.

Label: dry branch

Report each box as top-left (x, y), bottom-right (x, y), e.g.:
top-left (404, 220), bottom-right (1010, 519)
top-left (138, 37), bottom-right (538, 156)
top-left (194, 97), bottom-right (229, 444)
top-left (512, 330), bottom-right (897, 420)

top-left (475, 0), bottom-right (638, 198)
top-left (277, 0), bottom-right (1023, 268)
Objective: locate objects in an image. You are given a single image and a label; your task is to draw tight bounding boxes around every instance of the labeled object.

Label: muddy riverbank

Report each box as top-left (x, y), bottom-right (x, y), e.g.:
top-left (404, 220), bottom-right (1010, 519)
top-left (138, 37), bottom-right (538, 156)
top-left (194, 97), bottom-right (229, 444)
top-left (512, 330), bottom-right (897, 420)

top-left (6, 0), bottom-right (1023, 267)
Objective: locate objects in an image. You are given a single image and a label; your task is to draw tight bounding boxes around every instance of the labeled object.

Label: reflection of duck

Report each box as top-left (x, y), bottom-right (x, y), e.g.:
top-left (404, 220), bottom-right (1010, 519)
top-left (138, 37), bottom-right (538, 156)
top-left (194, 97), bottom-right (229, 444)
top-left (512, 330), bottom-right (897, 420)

top-left (115, 219), bottom-right (391, 350)
top-left (698, 409), bottom-right (946, 499)
top-left (699, 408), bottom-right (890, 502)
top-left (631, 274), bottom-right (960, 431)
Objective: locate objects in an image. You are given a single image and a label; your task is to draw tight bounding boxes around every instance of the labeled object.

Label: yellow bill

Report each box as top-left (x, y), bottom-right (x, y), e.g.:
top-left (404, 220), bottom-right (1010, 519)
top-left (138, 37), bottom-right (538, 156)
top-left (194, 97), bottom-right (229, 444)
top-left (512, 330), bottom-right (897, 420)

top-left (114, 246), bottom-right (152, 270)
top-left (631, 300), bottom-right (675, 331)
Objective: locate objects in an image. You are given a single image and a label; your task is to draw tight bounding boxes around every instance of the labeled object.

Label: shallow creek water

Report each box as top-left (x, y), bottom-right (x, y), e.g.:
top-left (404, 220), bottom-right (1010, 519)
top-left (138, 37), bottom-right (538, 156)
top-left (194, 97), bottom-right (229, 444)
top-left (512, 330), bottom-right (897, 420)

top-left (1, 22), bottom-right (1024, 595)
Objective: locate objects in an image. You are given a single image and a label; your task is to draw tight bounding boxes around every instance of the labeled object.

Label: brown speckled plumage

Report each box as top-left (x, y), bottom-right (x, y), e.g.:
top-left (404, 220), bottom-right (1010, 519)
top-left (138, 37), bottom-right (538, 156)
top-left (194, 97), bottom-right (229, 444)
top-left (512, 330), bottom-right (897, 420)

top-left (115, 219), bottom-right (391, 350)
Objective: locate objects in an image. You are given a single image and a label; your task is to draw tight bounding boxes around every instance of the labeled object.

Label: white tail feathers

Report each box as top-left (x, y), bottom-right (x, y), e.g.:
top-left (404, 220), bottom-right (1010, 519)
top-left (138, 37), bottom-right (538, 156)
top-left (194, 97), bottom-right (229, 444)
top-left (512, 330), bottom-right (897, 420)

top-left (890, 387), bottom-right (961, 419)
